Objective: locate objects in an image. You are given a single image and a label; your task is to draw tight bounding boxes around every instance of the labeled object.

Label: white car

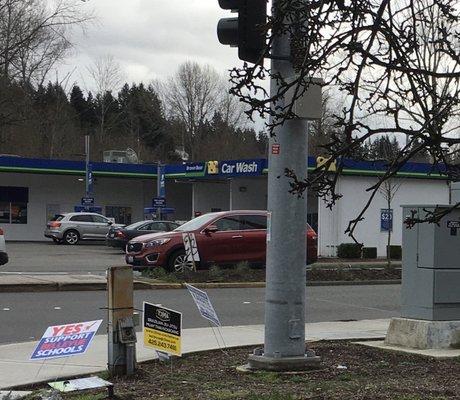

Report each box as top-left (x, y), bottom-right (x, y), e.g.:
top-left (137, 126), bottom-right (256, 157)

top-left (0, 228), bottom-right (8, 265)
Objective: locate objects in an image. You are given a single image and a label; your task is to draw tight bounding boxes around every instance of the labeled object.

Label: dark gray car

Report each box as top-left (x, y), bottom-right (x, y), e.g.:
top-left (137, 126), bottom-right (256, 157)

top-left (44, 212), bottom-right (124, 245)
top-left (106, 220), bottom-right (181, 248)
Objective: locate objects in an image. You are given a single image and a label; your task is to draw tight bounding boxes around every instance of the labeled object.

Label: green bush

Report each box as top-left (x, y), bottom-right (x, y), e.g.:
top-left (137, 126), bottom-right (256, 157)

top-left (362, 247), bottom-right (377, 259)
top-left (387, 245), bottom-right (402, 260)
top-left (209, 264), bottom-right (225, 281)
top-left (337, 243), bottom-right (362, 259)
top-left (236, 261), bottom-right (251, 273)
top-left (142, 267), bottom-right (168, 279)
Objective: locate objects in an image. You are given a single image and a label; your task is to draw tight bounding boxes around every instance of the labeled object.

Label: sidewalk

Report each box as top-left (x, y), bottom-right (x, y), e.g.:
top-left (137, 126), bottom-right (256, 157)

top-left (0, 273), bottom-right (156, 292)
top-left (0, 262), bottom-right (402, 293)
top-left (0, 319), bottom-right (391, 390)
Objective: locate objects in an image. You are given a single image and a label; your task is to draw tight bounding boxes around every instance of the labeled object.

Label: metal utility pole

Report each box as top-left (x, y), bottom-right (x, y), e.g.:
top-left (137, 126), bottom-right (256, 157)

top-left (156, 163), bottom-right (164, 220)
top-left (85, 135), bottom-right (91, 197)
top-left (85, 135), bottom-right (89, 196)
top-left (248, 0), bottom-right (320, 371)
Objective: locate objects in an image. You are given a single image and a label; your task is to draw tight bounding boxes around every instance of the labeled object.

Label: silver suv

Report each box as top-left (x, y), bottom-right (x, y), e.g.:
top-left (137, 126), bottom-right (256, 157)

top-left (44, 212), bottom-right (123, 245)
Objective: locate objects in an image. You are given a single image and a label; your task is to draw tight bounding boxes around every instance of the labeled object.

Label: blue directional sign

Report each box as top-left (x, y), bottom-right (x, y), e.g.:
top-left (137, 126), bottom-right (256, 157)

top-left (152, 197), bottom-right (166, 208)
top-left (81, 197), bottom-right (94, 206)
top-left (144, 207), bottom-right (175, 215)
top-left (74, 205), bottom-right (102, 213)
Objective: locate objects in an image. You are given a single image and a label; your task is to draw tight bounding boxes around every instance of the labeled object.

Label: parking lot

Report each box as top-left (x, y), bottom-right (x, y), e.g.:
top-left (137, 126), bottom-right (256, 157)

top-left (2, 241), bottom-right (126, 274)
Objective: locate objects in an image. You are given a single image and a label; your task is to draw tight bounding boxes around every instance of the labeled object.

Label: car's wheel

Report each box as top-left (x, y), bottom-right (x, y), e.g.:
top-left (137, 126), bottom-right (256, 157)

top-left (63, 230), bottom-right (79, 245)
top-left (167, 249), bottom-right (196, 273)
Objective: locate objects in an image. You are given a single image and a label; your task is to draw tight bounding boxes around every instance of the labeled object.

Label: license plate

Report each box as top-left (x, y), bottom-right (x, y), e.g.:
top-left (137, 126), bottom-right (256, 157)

top-left (127, 256), bottom-right (134, 263)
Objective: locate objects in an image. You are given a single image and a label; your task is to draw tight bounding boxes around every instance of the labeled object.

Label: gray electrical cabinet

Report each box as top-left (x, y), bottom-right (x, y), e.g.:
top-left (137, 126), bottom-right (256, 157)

top-left (401, 205), bottom-right (460, 321)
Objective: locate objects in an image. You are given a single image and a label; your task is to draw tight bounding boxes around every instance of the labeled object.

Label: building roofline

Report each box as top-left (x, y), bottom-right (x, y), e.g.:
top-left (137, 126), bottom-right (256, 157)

top-left (0, 155), bottom-right (448, 180)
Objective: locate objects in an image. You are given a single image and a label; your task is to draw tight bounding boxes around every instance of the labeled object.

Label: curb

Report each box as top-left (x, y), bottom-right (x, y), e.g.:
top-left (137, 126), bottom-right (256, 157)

top-left (0, 281), bottom-right (153, 293)
top-left (0, 279), bottom-right (401, 293)
top-left (136, 280), bottom-right (402, 289)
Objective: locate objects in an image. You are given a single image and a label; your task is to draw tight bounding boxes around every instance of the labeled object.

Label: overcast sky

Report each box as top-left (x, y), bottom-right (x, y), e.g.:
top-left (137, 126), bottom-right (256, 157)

top-left (60, 0), bottom-right (248, 92)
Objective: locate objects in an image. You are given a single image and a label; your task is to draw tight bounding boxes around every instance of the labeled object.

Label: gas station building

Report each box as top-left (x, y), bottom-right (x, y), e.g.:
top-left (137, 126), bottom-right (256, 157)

top-left (0, 155), bottom-right (450, 257)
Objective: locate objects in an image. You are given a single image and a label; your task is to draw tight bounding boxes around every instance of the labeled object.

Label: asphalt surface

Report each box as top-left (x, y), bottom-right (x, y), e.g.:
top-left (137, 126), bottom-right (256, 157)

top-left (0, 285), bottom-right (400, 345)
top-left (4, 242), bottom-right (125, 274)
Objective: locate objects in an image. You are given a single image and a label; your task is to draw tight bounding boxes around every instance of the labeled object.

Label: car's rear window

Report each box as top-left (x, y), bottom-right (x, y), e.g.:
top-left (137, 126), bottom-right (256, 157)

top-left (50, 215), bottom-right (65, 221)
top-left (70, 214), bottom-right (93, 222)
top-left (125, 221), bottom-right (148, 230)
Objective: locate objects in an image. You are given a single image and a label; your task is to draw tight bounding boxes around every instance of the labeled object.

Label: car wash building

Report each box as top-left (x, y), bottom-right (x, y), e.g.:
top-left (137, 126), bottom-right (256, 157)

top-left (0, 155), bottom-right (451, 257)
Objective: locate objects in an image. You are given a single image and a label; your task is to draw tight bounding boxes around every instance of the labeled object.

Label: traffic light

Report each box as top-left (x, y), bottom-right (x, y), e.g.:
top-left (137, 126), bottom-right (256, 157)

top-left (217, 0), bottom-right (267, 64)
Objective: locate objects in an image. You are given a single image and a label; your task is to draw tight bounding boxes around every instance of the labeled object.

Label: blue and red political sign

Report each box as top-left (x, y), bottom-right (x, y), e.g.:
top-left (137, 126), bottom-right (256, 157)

top-left (31, 320), bottom-right (103, 360)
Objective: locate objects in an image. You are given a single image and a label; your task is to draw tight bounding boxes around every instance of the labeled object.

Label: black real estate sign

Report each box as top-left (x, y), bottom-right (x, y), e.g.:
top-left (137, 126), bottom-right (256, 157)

top-left (143, 302), bottom-right (182, 356)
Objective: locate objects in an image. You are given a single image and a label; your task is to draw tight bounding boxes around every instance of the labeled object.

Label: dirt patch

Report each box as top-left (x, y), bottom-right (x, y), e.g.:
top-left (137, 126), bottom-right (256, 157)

top-left (144, 266), bottom-right (401, 283)
top-left (56, 341), bottom-right (459, 400)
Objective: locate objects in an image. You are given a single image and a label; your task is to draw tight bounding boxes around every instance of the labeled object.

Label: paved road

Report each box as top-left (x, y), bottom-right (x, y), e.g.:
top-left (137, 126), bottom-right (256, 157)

top-left (0, 285), bottom-right (400, 344)
top-left (4, 242), bottom-right (125, 274)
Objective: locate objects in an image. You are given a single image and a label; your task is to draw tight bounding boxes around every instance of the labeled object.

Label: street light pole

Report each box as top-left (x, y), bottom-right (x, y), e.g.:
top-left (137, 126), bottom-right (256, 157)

top-left (248, 0), bottom-right (320, 371)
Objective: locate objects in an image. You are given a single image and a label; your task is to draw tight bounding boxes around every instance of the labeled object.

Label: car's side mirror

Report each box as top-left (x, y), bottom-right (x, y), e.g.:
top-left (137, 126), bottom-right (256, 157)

top-left (204, 225), bottom-right (218, 234)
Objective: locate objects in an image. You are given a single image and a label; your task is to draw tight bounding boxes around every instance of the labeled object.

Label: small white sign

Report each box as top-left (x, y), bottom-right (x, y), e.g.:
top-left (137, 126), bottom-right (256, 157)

top-left (185, 283), bottom-right (221, 327)
top-left (49, 376), bottom-right (112, 392)
top-left (182, 232), bottom-right (200, 262)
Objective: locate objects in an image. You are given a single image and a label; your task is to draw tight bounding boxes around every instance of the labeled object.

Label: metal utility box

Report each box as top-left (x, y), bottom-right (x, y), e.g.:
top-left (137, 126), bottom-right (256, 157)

top-left (401, 205), bottom-right (460, 321)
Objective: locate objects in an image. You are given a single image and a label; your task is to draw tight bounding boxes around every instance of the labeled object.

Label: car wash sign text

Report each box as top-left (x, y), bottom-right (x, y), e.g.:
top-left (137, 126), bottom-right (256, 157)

top-left (207, 159), bottom-right (264, 177)
top-left (31, 320), bottom-right (102, 360)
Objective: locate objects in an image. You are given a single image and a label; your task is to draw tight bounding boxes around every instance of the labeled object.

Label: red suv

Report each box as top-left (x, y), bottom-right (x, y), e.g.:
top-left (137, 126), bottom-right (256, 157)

top-left (125, 210), bottom-right (317, 272)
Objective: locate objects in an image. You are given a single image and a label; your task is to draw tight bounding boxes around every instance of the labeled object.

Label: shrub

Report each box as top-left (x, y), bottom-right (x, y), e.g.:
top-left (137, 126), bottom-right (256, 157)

top-left (337, 243), bottom-right (362, 259)
top-left (362, 247), bottom-right (377, 259)
top-left (387, 245), bottom-right (402, 260)
top-left (143, 267), bottom-right (168, 280)
top-left (209, 264), bottom-right (225, 281)
top-left (235, 261), bottom-right (251, 273)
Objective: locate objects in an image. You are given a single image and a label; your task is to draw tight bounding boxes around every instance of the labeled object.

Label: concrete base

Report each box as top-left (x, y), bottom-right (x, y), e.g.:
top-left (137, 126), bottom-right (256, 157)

top-left (385, 317), bottom-right (460, 349)
top-left (356, 340), bottom-right (460, 359)
top-left (246, 348), bottom-right (321, 372)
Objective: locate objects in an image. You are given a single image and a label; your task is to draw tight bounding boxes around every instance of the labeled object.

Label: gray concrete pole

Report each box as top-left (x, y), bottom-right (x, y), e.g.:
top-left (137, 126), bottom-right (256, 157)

top-left (247, 0), bottom-right (320, 371)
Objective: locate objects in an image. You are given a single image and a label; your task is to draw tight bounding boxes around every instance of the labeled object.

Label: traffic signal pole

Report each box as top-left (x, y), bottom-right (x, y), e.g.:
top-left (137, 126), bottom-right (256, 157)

top-left (247, 0), bottom-right (320, 371)
top-left (216, 0), bottom-right (320, 371)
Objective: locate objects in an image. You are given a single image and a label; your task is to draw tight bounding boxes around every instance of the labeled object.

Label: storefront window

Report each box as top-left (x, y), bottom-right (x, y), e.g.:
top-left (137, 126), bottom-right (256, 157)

top-left (0, 186), bottom-right (29, 224)
top-left (11, 203), bottom-right (27, 224)
top-left (105, 206), bottom-right (132, 225)
top-left (0, 202), bottom-right (10, 224)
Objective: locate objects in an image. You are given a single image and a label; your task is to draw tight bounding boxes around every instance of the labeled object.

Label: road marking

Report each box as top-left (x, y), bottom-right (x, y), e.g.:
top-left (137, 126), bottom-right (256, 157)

top-left (54, 306), bottom-right (62, 310)
top-left (243, 302), bottom-right (251, 304)
top-left (2, 308), bottom-right (10, 311)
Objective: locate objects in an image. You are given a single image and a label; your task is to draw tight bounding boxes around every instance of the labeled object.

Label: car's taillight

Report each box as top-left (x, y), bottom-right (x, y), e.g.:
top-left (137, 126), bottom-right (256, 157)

top-left (0, 228), bottom-right (3, 235)
top-left (116, 231), bottom-right (127, 238)
top-left (49, 221), bottom-right (61, 228)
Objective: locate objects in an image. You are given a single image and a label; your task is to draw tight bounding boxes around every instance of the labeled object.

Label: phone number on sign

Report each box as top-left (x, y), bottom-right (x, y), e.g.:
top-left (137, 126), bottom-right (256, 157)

top-left (148, 338), bottom-right (177, 351)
